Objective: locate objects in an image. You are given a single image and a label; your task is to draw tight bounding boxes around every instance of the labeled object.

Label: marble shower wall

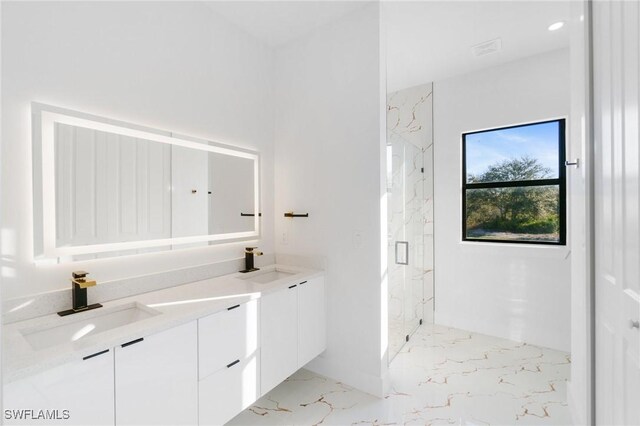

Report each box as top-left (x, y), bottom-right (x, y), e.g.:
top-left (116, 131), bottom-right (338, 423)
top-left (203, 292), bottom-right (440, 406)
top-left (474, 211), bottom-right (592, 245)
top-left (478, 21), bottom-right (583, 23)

top-left (387, 83), bottom-right (434, 361)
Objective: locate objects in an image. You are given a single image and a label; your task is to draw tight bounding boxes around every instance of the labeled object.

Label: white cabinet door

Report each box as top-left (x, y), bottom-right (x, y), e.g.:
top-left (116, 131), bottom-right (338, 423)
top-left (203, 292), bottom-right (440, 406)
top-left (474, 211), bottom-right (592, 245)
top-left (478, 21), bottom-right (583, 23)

top-left (298, 276), bottom-right (326, 367)
top-left (3, 349), bottom-right (114, 426)
top-left (198, 300), bottom-right (259, 380)
top-left (260, 285), bottom-right (298, 396)
top-left (199, 355), bottom-right (259, 426)
top-left (115, 321), bottom-right (198, 426)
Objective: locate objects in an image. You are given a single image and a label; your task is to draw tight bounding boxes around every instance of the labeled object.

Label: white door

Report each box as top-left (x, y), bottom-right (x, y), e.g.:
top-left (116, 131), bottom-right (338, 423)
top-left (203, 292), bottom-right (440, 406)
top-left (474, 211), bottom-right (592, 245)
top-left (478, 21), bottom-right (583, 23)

top-left (593, 1), bottom-right (640, 424)
top-left (115, 321), bottom-right (198, 426)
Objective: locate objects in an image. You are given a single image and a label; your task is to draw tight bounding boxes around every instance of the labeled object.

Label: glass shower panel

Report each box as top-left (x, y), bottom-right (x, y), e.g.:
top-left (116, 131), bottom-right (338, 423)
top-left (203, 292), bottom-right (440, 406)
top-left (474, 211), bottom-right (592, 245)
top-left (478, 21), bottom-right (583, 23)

top-left (387, 82), bottom-right (433, 363)
top-left (387, 140), bottom-right (424, 361)
top-left (424, 145), bottom-right (435, 324)
top-left (404, 142), bottom-right (424, 341)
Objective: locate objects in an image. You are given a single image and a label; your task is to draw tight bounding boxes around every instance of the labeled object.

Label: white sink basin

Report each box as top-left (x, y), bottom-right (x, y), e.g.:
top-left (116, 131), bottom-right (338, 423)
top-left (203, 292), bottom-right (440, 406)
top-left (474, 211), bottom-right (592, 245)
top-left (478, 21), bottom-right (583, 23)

top-left (240, 269), bottom-right (296, 284)
top-left (21, 302), bottom-right (160, 351)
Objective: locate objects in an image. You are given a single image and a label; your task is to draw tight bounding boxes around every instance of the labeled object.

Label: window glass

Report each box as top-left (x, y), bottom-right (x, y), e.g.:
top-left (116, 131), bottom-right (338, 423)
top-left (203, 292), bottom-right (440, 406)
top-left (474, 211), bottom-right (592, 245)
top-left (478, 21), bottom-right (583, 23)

top-left (465, 121), bottom-right (560, 183)
top-left (462, 119), bottom-right (565, 245)
top-left (465, 186), bottom-right (560, 243)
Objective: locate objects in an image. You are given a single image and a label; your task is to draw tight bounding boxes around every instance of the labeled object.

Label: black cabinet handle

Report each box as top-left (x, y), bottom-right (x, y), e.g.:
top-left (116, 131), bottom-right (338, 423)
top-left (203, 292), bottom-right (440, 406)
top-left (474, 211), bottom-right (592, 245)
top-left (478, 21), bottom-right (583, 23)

top-left (288, 284), bottom-right (297, 289)
top-left (121, 337), bottom-right (144, 348)
top-left (227, 359), bottom-right (240, 368)
top-left (299, 281), bottom-right (307, 285)
top-left (227, 304), bottom-right (240, 311)
top-left (83, 349), bottom-right (109, 360)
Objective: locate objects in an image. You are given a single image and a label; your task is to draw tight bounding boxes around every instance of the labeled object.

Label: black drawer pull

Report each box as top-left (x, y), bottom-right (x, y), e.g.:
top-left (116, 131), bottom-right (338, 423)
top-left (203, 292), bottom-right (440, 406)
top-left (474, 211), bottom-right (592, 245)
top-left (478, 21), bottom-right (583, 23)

top-left (121, 337), bottom-right (144, 348)
top-left (227, 304), bottom-right (240, 311)
top-left (299, 281), bottom-right (307, 285)
top-left (227, 359), bottom-right (240, 368)
top-left (83, 349), bottom-right (109, 360)
top-left (288, 284), bottom-right (297, 289)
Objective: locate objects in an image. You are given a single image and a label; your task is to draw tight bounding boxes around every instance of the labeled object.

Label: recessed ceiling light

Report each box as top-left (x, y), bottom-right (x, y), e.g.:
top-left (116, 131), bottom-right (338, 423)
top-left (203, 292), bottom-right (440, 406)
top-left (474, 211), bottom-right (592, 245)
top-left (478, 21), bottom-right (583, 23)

top-left (548, 21), bottom-right (565, 31)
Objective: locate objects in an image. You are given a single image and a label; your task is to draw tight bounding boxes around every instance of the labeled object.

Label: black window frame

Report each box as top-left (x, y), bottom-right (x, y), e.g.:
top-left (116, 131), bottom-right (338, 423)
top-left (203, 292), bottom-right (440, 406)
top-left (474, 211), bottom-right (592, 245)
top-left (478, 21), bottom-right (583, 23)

top-left (461, 118), bottom-right (567, 246)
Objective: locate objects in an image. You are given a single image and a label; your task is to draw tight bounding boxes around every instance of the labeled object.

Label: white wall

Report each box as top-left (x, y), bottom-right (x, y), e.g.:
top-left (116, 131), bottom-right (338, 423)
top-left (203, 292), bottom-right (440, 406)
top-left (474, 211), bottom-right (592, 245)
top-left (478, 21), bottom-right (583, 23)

top-left (1, 2), bottom-right (275, 299)
top-left (433, 49), bottom-right (571, 352)
top-left (566, 1), bottom-right (593, 423)
top-left (273, 4), bottom-right (386, 395)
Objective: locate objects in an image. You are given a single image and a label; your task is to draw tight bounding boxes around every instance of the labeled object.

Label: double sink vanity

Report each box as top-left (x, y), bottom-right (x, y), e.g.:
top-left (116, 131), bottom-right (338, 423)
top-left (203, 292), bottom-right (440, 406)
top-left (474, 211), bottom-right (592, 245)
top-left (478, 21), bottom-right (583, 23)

top-left (4, 264), bottom-right (326, 425)
top-left (5, 105), bottom-right (327, 425)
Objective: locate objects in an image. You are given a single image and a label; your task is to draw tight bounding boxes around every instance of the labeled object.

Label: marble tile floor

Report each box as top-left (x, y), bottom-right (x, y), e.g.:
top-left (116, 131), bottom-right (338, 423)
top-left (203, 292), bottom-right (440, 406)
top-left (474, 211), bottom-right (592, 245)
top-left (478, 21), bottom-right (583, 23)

top-left (228, 324), bottom-right (572, 426)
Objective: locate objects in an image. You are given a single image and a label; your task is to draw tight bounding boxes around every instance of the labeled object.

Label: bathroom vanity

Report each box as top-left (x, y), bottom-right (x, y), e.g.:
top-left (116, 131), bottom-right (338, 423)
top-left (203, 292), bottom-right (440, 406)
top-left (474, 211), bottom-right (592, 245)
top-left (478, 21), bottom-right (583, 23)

top-left (4, 103), bottom-right (328, 425)
top-left (3, 265), bottom-right (326, 425)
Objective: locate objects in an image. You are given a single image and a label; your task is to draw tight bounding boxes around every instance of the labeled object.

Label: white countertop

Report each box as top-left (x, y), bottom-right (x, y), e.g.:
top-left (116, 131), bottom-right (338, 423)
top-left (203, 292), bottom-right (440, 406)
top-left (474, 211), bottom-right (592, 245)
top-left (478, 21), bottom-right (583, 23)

top-left (3, 264), bottom-right (323, 384)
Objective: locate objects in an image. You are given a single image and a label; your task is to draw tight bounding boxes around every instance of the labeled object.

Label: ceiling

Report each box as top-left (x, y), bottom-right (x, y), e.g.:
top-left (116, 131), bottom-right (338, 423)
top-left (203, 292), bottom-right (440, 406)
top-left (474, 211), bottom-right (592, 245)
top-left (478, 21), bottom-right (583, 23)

top-left (205, 1), bottom-right (369, 48)
top-left (204, 1), bottom-right (571, 92)
top-left (385, 1), bottom-right (571, 91)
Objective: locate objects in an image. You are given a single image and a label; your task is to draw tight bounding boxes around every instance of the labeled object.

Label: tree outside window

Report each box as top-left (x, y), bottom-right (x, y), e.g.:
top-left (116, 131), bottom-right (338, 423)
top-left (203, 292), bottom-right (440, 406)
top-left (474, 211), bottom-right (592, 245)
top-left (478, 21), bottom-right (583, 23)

top-left (462, 119), bottom-right (566, 245)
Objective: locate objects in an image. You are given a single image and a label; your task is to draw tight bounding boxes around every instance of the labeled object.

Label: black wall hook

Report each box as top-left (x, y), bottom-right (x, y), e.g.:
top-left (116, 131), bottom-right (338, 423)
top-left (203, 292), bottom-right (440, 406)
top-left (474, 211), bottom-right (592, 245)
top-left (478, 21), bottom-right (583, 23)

top-left (284, 212), bottom-right (309, 218)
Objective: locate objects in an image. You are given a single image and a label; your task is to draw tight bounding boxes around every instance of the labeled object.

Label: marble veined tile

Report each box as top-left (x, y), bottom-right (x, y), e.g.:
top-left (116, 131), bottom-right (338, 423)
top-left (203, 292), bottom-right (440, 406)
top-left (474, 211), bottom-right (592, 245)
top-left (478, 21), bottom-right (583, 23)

top-left (387, 83), bottom-right (434, 361)
top-left (228, 324), bottom-right (571, 426)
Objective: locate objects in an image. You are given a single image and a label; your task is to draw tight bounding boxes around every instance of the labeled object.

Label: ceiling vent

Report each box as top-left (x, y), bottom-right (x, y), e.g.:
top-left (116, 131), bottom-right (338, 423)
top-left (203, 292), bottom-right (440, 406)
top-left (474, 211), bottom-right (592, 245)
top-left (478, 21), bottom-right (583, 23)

top-left (471, 38), bottom-right (502, 57)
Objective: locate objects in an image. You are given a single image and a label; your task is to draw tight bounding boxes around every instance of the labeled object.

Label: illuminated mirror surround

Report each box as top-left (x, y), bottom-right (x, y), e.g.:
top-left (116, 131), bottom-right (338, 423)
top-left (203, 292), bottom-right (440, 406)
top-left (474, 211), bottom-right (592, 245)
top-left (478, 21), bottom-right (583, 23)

top-left (32, 103), bottom-right (260, 261)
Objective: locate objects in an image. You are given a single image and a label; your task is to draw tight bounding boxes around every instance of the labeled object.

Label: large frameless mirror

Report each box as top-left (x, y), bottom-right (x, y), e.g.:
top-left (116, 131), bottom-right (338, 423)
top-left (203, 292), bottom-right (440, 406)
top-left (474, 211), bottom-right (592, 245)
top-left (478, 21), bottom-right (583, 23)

top-left (32, 103), bottom-right (260, 261)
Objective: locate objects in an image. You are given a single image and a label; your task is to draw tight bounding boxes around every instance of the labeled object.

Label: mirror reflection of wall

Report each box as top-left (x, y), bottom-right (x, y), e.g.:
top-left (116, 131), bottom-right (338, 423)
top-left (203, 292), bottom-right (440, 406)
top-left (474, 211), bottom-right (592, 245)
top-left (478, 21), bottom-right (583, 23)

top-left (55, 123), bottom-right (173, 247)
top-left (49, 113), bottom-right (258, 258)
top-left (208, 153), bottom-right (255, 235)
top-left (171, 145), bottom-right (209, 238)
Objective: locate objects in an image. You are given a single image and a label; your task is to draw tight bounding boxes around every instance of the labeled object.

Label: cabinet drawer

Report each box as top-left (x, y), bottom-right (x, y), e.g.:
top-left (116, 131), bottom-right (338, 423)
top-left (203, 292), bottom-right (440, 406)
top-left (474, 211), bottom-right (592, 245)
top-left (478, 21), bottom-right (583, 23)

top-left (115, 321), bottom-right (198, 426)
top-left (198, 299), bottom-right (259, 380)
top-left (199, 354), bottom-right (259, 426)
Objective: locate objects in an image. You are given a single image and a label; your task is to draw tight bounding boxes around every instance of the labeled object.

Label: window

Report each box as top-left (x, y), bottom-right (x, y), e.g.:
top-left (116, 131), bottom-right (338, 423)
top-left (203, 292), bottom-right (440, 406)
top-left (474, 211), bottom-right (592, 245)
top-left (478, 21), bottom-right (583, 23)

top-left (462, 119), bottom-right (566, 245)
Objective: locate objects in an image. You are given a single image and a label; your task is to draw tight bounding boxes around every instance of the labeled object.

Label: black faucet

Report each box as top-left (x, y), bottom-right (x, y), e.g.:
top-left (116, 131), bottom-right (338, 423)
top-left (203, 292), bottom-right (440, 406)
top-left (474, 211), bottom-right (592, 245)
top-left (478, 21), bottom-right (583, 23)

top-left (239, 247), bottom-right (263, 273)
top-left (57, 271), bottom-right (103, 316)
